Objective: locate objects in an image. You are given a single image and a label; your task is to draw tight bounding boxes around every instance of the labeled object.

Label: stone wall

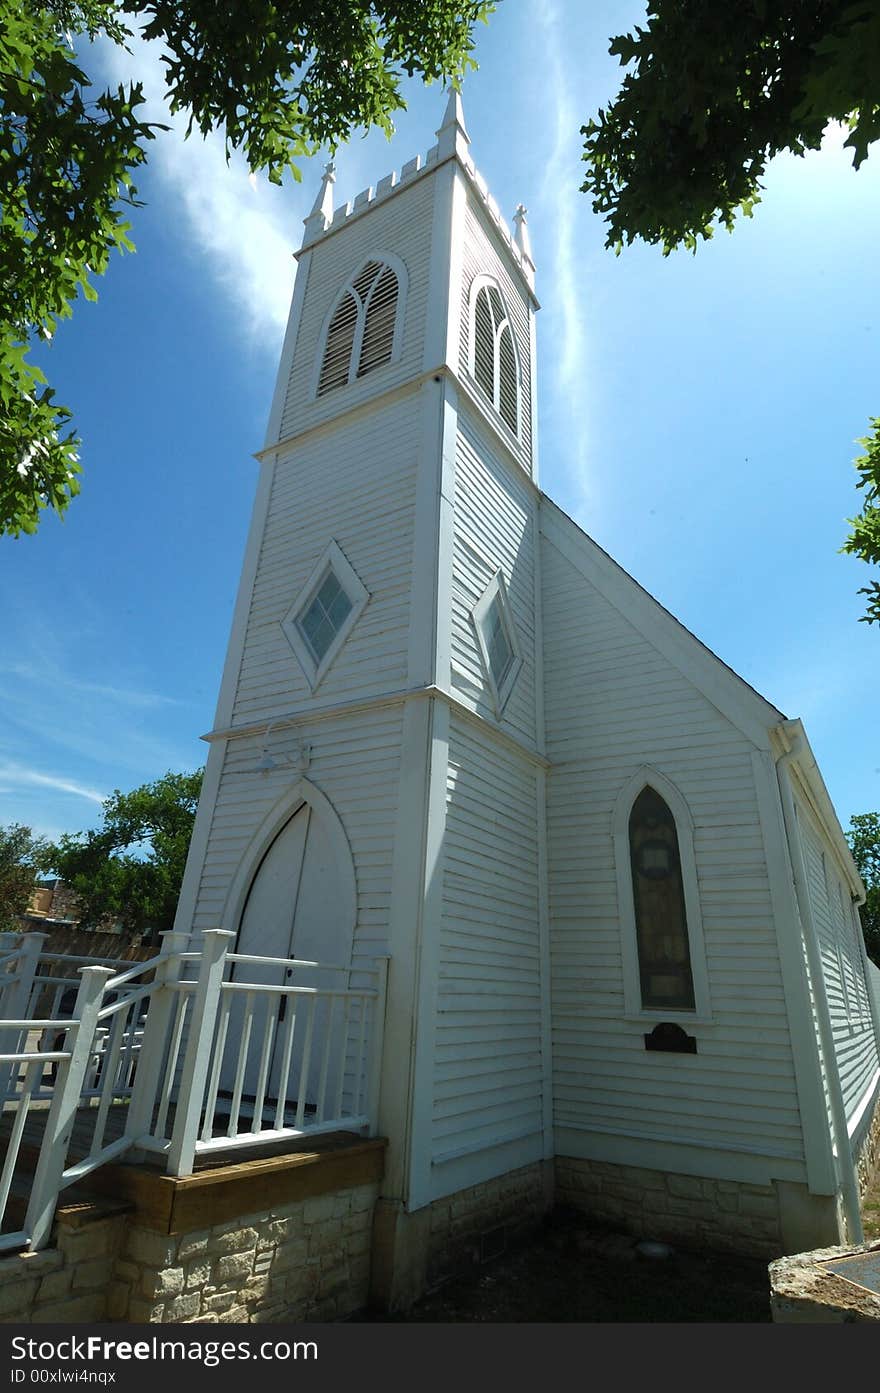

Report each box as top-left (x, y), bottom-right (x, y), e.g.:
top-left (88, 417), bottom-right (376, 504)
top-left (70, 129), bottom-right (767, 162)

top-left (0, 1182), bottom-right (379, 1325)
top-left (116, 1181), bottom-right (378, 1324)
top-left (854, 1084), bottom-right (880, 1197)
top-left (0, 1205), bottom-right (127, 1324)
top-left (555, 1156), bottom-right (782, 1258)
top-left (426, 1162), bottom-right (551, 1284)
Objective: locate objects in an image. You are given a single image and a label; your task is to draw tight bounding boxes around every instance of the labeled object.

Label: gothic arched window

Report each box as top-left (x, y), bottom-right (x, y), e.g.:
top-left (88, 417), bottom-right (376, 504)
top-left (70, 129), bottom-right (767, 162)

top-left (613, 769), bottom-right (711, 1019)
top-left (315, 257), bottom-right (405, 397)
top-left (468, 277), bottom-right (520, 436)
top-left (628, 786), bottom-right (695, 1011)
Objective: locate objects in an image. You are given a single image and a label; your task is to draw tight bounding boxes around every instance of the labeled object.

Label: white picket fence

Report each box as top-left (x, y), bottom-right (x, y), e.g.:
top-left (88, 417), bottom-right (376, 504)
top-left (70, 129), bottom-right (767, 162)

top-left (0, 930), bottom-right (389, 1253)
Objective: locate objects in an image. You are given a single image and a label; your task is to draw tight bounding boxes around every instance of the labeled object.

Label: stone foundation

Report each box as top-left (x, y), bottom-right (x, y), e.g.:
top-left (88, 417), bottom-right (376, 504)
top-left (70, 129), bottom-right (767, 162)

top-left (426, 1161), bottom-right (552, 1284)
top-left (556, 1156), bottom-right (785, 1258)
top-left (117, 1180), bottom-right (378, 1323)
top-left (0, 1181), bottom-right (378, 1325)
top-left (370, 1160), bottom-right (552, 1310)
top-left (854, 1083), bottom-right (880, 1197)
top-left (0, 1203), bottom-right (128, 1324)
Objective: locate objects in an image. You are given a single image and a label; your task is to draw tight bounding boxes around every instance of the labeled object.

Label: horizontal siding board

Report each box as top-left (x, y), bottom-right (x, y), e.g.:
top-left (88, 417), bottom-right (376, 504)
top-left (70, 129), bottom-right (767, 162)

top-left (541, 527), bottom-right (805, 1169)
top-left (431, 714), bottom-right (543, 1171)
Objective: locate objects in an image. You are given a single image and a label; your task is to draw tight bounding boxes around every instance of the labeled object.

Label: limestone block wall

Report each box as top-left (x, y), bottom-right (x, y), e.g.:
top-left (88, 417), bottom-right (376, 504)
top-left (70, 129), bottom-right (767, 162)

top-left (555, 1156), bottom-right (782, 1259)
top-left (0, 1181), bottom-right (379, 1325)
top-left (854, 1087), bottom-right (880, 1197)
top-left (0, 1208), bottom-right (127, 1324)
top-left (116, 1181), bottom-right (378, 1324)
top-left (426, 1161), bottom-right (551, 1283)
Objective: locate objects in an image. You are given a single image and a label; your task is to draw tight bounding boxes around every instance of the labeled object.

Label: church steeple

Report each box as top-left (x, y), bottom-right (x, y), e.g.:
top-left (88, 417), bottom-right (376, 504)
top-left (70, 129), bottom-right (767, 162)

top-left (435, 86), bottom-right (470, 160)
top-left (302, 160), bottom-right (336, 241)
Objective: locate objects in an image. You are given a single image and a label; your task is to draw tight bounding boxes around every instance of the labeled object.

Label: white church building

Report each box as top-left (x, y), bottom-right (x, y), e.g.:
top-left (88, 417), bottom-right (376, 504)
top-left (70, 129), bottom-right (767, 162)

top-left (173, 93), bottom-right (880, 1297)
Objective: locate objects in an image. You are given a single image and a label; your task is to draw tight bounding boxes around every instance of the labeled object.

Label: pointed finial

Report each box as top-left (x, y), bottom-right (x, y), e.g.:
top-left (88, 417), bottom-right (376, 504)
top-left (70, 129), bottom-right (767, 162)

top-left (303, 160), bottom-right (336, 241)
top-left (513, 204), bottom-right (534, 269)
top-left (436, 86), bottom-right (470, 158)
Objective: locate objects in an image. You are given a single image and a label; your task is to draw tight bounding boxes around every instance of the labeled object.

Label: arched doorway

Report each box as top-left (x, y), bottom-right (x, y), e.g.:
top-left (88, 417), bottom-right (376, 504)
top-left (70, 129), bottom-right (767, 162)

top-left (219, 784), bottom-right (357, 1120)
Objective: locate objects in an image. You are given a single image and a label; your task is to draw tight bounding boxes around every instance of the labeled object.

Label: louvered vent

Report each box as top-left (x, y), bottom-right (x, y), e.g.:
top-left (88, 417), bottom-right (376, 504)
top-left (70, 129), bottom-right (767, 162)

top-left (318, 292), bottom-right (359, 395)
top-left (470, 281), bottom-right (519, 436)
top-left (317, 260), bottom-right (400, 396)
top-left (358, 265), bottom-right (398, 377)
top-left (498, 325), bottom-right (517, 432)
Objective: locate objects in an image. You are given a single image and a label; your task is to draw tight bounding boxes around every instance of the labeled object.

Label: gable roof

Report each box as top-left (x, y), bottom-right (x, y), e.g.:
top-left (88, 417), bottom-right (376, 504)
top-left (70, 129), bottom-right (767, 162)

top-left (539, 494), bottom-right (785, 749)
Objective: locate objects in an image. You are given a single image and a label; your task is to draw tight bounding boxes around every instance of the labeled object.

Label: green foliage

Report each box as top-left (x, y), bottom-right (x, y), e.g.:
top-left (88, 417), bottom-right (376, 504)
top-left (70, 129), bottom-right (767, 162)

top-left (582, 4), bottom-right (880, 625)
top-left (0, 824), bottom-right (50, 931)
top-left (1, 1), bottom-right (494, 536)
top-left (1, 1), bottom-right (156, 535)
top-left (846, 812), bottom-right (880, 966)
top-left (46, 768), bottom-right (203, 938)
top-left (581, 1), bottom-right (880, 255)
top-left (841, 418), bottom-right (880, 624)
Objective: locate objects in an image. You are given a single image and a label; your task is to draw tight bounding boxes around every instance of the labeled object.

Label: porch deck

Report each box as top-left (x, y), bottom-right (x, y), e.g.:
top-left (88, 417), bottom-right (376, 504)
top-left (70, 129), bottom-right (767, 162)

top-left (1, 1100), bottom-right (384, 1243)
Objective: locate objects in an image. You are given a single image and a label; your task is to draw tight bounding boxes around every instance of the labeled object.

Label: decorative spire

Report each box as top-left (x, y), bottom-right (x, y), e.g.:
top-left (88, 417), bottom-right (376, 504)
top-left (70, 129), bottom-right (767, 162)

top-left (435, 86), bottom-right (470, 158)
top-left (303, 160), bottom-right (336, 241)
top-left (513, 204), bottom-right (534, 269)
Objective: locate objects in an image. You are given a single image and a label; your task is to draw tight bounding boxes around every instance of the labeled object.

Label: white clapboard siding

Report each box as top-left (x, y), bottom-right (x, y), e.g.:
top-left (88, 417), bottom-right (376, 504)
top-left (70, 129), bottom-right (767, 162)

top-left (232, 396), bottom-right (419, 723)
top-left (191, 706), bottom-right (404, 965)
top-left (279, 174), bottom-right (436, 441)
top-left (458, 197), bottom-right (533, 474)
top-left (796, 799), bottom-right (880, 1130)
top-left (541, 527), bottom-right (806, 1177)
top-left (430, 715), bottom-right (544, 1178)
top-left (449, 410), bottom-right (538, 748)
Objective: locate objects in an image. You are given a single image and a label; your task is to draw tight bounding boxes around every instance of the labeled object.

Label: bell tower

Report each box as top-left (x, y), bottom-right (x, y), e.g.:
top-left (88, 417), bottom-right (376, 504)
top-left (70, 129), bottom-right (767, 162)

top-left (175, 90), bottom-right (551, 1301)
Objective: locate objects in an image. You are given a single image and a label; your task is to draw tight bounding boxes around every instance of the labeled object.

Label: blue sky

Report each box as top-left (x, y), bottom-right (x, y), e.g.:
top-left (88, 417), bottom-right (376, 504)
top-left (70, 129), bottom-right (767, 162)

top-left (1, 0), bottom-right (878, 845)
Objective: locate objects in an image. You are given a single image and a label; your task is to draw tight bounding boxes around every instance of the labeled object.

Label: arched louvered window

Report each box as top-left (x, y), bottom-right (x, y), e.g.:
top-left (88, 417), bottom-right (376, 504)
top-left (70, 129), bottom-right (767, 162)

top-left (628, 787), bottom-right (695, 1011)
top-left (469, 278), bottom-right (520, 436)
top-left (316, 258), bottom-right (403, 397)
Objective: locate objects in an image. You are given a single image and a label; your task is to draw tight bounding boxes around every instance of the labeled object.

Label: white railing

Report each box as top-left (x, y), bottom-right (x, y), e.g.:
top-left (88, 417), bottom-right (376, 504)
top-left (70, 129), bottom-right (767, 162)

top-left (0, 930), bottom-right (389, 1251)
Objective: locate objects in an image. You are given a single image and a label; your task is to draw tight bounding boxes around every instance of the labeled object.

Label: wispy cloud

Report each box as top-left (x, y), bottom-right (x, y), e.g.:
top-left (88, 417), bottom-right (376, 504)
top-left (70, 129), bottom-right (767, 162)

top-left (0, 764), bottom-right (105, 806)
top-left (93, 27), bottom-right (299, 344)
top-left (0, 660), bottom-right (184, 711)
top-left (532, 0), bottom-right (594, 514)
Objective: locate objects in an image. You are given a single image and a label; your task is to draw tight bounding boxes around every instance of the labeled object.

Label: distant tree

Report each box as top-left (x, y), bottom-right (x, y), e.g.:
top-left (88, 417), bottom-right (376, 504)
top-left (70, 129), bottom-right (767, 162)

top-left (46, 769), bottom-right (203, 939)
top-left (841, 419), bottom-right (880, 625)
top-left (580, 1), bottom-right (880, 623)
top-left (846, 812), bottom-right (880, 966)
top-left (0, 824), bottom-right (49, 931)
top-left (1, 0), bottom-right (494, 537)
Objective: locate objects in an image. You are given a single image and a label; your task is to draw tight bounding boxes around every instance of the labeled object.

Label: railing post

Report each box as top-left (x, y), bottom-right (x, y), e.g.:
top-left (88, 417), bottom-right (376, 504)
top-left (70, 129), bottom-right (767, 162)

top-left (125, 930), bottom-right (190, 1146)
top-left (0, 933), bottom-right (47, 1100)
top-left (366, 957), bottom-right (390, 1137)
top-left (166, 930), bottom-right (232, 1178)
top-left (25, 965), bottom-right (114, 1251)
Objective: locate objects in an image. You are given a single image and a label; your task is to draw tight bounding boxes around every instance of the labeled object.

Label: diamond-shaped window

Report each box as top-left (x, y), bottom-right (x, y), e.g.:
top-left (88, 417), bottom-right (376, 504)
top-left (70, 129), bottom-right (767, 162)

top-left (472, 571), bottom-right (522, 716)
top-left (282, 541), bottom-right (368, 691)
